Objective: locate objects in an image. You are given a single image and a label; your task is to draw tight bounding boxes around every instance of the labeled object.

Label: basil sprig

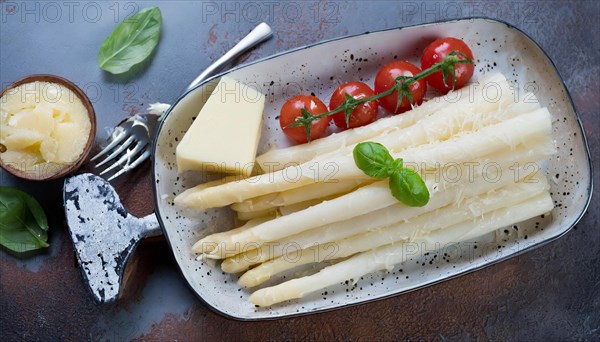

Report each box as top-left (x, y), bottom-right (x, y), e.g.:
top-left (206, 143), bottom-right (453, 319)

top-left (0, 187), bottom-right (50, 253)
top-left (353, 142), bottom-right (429, 207)
top-left (98, 7), bottom-right (162, 74)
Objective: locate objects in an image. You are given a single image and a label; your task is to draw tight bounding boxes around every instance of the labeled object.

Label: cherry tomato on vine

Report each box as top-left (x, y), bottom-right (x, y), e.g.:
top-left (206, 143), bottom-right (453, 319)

top-left (329, 82), bottom-right (378, 130)
top-left (421, 37), bottom-right (474, 93)
top-left (374, 61), bottom-right (426, 114)
top-left (279, 95), bottom-right (330, 143)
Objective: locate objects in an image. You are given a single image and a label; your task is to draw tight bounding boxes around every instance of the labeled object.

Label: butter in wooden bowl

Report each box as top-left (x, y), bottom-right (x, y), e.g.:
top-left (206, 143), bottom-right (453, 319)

top-left (0, 75), bottom-right (96, 181)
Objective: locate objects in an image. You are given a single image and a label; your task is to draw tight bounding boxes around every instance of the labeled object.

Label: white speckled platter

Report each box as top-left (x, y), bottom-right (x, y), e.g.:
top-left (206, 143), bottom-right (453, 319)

top-left (152, 18), bottom-right (592, 320)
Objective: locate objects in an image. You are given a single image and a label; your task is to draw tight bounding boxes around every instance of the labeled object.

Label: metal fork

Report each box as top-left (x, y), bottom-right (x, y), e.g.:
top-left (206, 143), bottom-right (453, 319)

top-left (91, 114), bottom-right (158, 181)
top-left (91, 22), bottom-right (273, 181)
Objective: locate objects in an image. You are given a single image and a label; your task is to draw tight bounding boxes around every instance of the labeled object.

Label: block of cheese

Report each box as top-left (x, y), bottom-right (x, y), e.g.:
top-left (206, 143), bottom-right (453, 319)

top-left (176, 76), bottom-right (265, 176)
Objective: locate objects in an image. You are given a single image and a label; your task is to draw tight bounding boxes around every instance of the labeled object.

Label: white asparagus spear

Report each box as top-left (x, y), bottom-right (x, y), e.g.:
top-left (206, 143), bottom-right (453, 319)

top-left (256, 73), bottom-right (509, 171)
top-left (200, 182), bottom-right (394, 259)
top-left (229, 181), bottom-right (394, 245)
top-left (235, 209), bottom-right (277, 221)
top-left (278, 198), bottom-right (330, 216)
top-left (235, 197), bottom-right (331, 221)
top-left (212, 135), bottom-right (554, 262)
top-left (230, 179), bottom-right (365, 213)
top-left (249, 192), bottom-right (554, 306)
top-left (176, 108), bottom-right (551, 210)
top-left (237, 176), bottom-right (548, 287)
top-left (396, 107), bottom-right (551, 167)
top-left (419, 194), bottom-right (552, 243)
top-left (192, 215), bottom-right (275, 254)
top-left (203, 182), bottom-right (388, 258)
top-left (175, 173), bottom-right (315, 210)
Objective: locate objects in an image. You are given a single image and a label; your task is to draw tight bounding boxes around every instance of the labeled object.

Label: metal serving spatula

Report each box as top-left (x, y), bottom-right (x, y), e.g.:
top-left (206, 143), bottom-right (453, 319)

top-left (64, 173), bottom-right (160, 302)
top-left (64, 23), bottom-right (273, 303)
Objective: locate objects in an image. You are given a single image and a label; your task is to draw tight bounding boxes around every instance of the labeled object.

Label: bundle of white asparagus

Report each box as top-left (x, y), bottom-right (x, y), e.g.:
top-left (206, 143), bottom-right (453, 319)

top-left (174, 73), bottom-right (555, 306)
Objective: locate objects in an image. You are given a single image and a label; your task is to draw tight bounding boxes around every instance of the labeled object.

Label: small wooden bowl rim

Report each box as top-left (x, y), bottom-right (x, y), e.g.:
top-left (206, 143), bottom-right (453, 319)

top-left (0, 74), bottom-right (97, 181)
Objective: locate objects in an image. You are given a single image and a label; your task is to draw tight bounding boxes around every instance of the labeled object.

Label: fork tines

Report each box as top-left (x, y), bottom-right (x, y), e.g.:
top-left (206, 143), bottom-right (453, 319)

top-left (91, 116), bottom-right (153, 181)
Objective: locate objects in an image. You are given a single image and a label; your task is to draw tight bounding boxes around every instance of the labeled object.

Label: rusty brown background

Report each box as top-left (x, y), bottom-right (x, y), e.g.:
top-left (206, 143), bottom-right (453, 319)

top-left (1, 1), bottom-right (599, 341)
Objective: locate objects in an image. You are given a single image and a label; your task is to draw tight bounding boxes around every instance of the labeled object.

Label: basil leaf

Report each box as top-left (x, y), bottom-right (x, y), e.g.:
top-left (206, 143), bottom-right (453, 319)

top-left (0, 187), bottom-right (26, 229)
top-left (390, 158), bottom-right (403, 172)
top-left (98, 7), bottom-right (162, 74)
top-left (23, 207), bottom-right (49, 245)
top-left (0, 228), bottom-right (49, 253)
top-left (353, 142), bottom-right (394, 179)
top-left (21, 191), bottom-right (49, 231)
top-left (389, 168), bottom-right (430, 207)
top-left (0, 187), bottom-right (49, 253)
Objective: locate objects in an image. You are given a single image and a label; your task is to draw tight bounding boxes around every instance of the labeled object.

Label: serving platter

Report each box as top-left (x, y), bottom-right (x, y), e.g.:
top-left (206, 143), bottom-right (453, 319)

top-left (152, 18), bottom-right (592, 320)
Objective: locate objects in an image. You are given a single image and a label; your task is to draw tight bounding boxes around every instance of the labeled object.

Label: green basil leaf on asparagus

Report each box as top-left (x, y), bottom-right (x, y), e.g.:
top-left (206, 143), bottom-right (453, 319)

top-left (0, 187), bottom-right (50, 253)
top-left (353, 142), bottom-right (429, 207)
top-left (389, 168), bottom-right (430, 207)
top-left (98, 6), bottom-right (162, 74)
top-left (353, 142), bottom-right (394, 179)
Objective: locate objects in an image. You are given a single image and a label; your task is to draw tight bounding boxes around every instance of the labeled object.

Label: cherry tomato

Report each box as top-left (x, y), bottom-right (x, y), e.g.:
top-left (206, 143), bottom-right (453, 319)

top-left (421, 37), bottom-right (474, 93)
top-left (329, 82), bottom-right (378, 130)
top-left (279, 95), bottom-right (330, 143)
top-left (374, 61), bottom-right (426, 114)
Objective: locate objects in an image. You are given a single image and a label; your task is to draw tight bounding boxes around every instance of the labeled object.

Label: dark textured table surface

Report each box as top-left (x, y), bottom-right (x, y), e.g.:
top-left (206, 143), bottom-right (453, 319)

top-left (1, 1), bottom-right (599, 341)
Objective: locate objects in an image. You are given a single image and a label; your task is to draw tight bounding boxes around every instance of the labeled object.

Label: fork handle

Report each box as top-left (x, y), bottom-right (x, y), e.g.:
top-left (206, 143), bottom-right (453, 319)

top-left (184, 22), bottom-right (273, 92)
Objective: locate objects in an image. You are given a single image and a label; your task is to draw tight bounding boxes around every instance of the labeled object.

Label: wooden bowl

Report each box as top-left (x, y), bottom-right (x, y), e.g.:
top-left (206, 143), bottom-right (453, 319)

top-left (0, 74), bottom-right (97, 181)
